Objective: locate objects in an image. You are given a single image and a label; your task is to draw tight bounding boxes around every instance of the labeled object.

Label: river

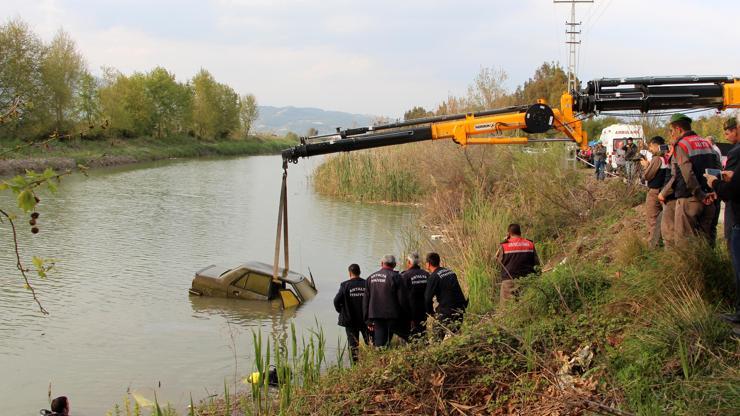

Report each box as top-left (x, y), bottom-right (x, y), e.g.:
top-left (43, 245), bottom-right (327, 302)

top-left (0, 155), bottom-right (415, 415)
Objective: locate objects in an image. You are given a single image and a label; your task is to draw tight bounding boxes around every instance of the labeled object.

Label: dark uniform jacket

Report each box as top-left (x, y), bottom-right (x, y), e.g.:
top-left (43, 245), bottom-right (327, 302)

top-left (644, 155), bottom-right (670, 190)
top-left (714, 153), bottom-right (740, 225)
top-left (401, 266), bottom-right (429, 322)
top-left (722, 144), bottom-right (740, 236)
top-left (333, 277), bottom-right (366, 328)
top-left (424, 267), bottom-right (467, 317)
top-left (363, 267), bottom-right (408, 321)
top-left (498, 236), bottom-right (540, 280)
top-left (669, 131), bottom-right (721, 199)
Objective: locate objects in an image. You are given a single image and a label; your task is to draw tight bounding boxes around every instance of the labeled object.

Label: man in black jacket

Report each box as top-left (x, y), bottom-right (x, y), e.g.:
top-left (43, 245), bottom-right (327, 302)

top-left (401, 252), bottom-right (429, 340)
top-left (424, 252), bottom-right (467, 338)
top-left (707, 115), bottom-right (740, 329)
top-left (333, 264), bottom-right (368, 362)
top-left (722, 117), bottom-right (740, 251)
top-left (363, 255), bottom-right (408, 348)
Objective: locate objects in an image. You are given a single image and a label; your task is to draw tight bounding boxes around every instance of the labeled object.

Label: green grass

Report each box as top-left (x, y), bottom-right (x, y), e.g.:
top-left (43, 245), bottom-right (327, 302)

top-left (312, 146), bottom-right (424, 202)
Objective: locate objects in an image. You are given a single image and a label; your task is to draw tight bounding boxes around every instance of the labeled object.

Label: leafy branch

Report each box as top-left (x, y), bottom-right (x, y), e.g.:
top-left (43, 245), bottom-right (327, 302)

top-left (0, 208), bottom-right (48, 314)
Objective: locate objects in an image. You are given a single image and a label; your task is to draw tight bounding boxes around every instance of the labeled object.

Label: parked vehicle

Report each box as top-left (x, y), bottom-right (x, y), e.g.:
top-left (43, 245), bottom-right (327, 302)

top-left (599, 124), bottom-right (645, 169)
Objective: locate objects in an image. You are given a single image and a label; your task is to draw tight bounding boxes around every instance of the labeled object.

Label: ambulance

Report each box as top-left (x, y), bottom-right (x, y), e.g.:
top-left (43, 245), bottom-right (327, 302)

top-left (599, 124), bottom-right (645, 169)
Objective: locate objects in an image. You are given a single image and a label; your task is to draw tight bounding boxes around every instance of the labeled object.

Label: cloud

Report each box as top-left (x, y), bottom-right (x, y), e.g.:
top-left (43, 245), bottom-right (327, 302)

top-left (2, 0), bottom-right (739, 117)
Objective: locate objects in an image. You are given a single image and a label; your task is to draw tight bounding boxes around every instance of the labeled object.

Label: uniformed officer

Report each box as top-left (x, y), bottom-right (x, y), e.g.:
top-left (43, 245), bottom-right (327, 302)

top-left (401, 252), bottom-right (429, 340)
top-left (333, 263), bottom-right (368, 362)
top-left (641, 136), bottom-right (670, 248)
top-left (661, 114), bottom-right (720, 242)
top-left (496, 224), bottom-right (540, 304)
top-left (363, 255), bottom-right (408, 348)
top-left (424, 252), bottom-right (467, 338)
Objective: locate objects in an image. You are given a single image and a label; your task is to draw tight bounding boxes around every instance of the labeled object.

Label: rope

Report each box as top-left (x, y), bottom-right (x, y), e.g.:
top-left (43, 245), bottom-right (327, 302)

top-left (576, 155), bottom-right (649, 187)
top-left (272, 161), bottom-right (290, 284)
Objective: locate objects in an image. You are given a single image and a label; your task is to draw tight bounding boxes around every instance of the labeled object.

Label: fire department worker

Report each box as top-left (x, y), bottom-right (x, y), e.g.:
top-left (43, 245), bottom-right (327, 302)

top-left (333, 263), bottom-right (368, 362)
top-left (424, 252), bottom-right (468, 335)
top-left (661, 114), bottom-right (720, 242)
top-left (401, 252), bottom-right (430, 340)
top-left (496, 224), bottom-right (540, 303)
top-left (641, 136), bottom-right (670, 248)
top-left (363, 255), bottom-right (408, 348)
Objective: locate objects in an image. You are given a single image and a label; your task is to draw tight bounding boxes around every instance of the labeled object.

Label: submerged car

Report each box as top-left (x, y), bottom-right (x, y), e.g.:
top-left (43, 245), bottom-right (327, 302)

top-left (189, 261), bottom-right (317, 308)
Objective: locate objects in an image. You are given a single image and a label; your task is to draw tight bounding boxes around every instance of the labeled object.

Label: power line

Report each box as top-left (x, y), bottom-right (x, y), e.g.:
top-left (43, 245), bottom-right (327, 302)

top-left (554, 0), bottom-right (594, 93)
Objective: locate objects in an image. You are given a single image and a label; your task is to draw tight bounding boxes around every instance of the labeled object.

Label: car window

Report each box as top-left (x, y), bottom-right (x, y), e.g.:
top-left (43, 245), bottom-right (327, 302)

top-left (229, 270), bottom-right (250, 289)
top-left (233, 272), bottom-right (272, 296)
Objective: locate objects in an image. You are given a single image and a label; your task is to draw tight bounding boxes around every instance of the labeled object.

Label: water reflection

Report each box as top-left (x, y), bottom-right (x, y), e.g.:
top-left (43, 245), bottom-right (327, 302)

top-left (189, 296), bottom-right (297, 327)
top-left (0, 155), bottom-right (415, 415)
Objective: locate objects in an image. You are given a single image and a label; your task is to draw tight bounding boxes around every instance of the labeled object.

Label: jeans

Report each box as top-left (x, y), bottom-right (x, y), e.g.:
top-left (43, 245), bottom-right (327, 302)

top-left (625, 161), bottom-right (636, 181)
top-left (594, 160), bottom-right (606, 180)
top-left (730, 225), bottom-right (740, 314)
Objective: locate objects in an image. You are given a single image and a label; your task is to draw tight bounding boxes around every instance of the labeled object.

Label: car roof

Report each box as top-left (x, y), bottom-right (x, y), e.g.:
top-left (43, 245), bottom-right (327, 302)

top-left (243, 261), bottom-right (306, 284)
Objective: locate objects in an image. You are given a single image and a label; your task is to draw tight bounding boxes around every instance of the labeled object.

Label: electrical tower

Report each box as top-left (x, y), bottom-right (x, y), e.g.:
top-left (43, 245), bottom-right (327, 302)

top-left (554, 0), bottom-right (593, 93)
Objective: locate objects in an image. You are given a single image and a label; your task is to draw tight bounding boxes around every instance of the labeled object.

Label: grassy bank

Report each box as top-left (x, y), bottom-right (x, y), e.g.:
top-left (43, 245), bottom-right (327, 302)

top-left (0, 134), bottom-right (298, 176)
top-left (109, 144), bottom-right (738, 415)
top-left (294, 145), bottom-right (739, 415)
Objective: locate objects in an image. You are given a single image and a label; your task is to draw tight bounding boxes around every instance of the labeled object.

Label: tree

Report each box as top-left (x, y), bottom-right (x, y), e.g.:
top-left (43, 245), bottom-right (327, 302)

top-left (403, 106), bottom-right (431, 121)
top-left (434, 95), bottom-right (468, 116)
top-left (239, 93), bottom-right (259, 138)
top-left (191, 69), bottom-right (219, 138)
top-left (41, 29), bottom-right (85, 132)
top-left (693, 115), bottom-right (726, 142)
top-left (215, 83), bottom-right (240, 138)
top-left (583, 116), bottom-right (622, 142)
top-left (191, 69), bottom-right (240, 139)
top-left (99, 68), bottom-right (155, 137)
top-left (0, 18), bottom-right (50, 139)
top-left (76, 71), bottom-right (101, 126)
top-left (144, 67), bottom-right (191, 138)
top-left (466, 67), bottom-right (510, 111)
top-left (306, 127), bottom-right (319, 137)
top-left (513, 62), bottom-right (569, 108)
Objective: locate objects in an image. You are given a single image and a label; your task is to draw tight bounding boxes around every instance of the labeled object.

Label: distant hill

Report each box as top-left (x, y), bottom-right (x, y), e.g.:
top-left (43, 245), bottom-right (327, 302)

top-left (255, 106), bottom-right (377, 136)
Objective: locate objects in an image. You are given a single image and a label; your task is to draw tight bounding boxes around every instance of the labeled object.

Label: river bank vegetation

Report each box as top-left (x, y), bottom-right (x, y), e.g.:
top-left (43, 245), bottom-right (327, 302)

top-left (295, 64), bottom-right (738, 414)
top-left (294, 145), bottom-right (738, 415)
top-left (0, 133), bottom-right (298, 176)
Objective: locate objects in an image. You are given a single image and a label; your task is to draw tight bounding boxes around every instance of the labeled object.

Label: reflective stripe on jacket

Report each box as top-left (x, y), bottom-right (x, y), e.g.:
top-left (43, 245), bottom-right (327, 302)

top-left (500, 237), bottom-right (539, 280)
top-left (672, 133), bottom-right (720, 198)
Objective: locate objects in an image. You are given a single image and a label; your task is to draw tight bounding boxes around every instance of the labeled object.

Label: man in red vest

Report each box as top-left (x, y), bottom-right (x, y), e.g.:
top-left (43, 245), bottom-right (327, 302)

top-left (496, 224), bottom-right (540, 304)
top-left (661, 113), bottom-right (721, 242)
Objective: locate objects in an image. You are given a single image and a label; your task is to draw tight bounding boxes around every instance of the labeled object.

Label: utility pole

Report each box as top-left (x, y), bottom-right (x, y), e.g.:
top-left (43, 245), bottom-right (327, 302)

top-left (554, 0), bottom-right (593, 93)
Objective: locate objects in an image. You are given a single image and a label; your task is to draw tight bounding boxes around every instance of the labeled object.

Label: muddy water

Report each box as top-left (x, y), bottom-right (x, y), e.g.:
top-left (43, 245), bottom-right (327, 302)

top-left (0, 155), bottom-right (415, 415)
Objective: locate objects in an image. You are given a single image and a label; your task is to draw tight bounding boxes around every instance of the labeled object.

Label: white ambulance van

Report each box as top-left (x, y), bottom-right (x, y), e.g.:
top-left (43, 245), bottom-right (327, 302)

top-left (599, 124), bottom-right (645, 169)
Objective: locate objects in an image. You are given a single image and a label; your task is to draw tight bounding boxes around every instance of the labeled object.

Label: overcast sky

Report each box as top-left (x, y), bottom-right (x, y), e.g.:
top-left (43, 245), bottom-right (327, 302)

top-left (3, 0), bottom-right (739, 117)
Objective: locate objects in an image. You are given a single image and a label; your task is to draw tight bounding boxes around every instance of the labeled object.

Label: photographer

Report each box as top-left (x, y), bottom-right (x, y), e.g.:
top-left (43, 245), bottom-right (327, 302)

top-left (641, 136), bottom-right (670, 247)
